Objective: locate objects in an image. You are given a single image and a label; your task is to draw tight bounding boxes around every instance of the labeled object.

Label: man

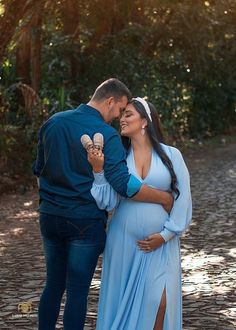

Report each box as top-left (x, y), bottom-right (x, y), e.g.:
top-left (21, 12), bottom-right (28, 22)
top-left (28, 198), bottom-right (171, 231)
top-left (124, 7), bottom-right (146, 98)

top-left (33, 78), bottom-right (172, 330)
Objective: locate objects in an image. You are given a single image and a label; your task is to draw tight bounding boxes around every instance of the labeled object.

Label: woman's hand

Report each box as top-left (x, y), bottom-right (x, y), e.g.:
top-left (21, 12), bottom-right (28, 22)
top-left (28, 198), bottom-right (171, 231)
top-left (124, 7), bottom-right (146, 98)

top-left (87, 147), bottom-right (104, 173)
top-left (137, 233), bottom-right (165, 253)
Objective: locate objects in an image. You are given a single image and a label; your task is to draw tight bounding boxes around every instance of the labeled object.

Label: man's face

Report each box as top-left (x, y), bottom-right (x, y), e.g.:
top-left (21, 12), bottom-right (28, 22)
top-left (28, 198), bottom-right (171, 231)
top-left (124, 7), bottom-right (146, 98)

top-left (106, 96), bottom-right (128, 123)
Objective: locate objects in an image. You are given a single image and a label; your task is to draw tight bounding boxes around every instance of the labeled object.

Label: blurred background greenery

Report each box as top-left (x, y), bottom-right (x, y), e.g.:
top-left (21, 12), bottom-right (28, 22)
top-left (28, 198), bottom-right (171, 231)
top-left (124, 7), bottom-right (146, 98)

top-left (0, 0), bottom-right (235, 185)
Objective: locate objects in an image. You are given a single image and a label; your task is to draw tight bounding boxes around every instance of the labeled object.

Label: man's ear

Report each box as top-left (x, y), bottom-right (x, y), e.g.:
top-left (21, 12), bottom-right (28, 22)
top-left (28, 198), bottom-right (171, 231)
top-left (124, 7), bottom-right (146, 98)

top-left (107, 97), bottom-right (115, 109)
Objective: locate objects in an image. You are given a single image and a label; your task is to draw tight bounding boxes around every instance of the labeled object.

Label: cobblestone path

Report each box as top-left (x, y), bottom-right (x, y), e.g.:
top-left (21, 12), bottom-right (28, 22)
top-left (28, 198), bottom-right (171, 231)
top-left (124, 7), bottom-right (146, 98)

top-left (0, 142), bottom-right (235, 330)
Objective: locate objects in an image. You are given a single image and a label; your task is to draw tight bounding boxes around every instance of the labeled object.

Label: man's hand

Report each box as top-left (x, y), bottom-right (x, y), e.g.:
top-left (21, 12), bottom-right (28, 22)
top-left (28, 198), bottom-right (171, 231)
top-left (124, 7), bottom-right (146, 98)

top-left (162, 191), bottom-right (174, 213)
top-left (87, 147), bottom-right (104, 173)
top-left (132, 185), bottom-right (174, 213)
top-left (137, 233), bottom-right (165, 253)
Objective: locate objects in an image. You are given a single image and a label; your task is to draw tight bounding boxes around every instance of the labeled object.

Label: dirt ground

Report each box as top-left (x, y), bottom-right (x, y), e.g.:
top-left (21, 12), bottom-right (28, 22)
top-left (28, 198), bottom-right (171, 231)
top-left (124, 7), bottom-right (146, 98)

top-left (0, 141), bottom-right (235, 329)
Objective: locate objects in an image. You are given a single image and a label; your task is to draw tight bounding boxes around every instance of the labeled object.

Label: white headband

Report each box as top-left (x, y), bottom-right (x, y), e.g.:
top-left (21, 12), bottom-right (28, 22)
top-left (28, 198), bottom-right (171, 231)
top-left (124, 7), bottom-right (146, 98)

top-left (132, 97), bottom-right (152, 122)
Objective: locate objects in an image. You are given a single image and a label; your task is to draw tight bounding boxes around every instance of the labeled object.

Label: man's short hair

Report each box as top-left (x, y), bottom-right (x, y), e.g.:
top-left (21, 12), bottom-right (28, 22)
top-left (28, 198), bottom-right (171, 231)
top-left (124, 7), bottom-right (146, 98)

top-left (91, 78), bottom-right (132, 102)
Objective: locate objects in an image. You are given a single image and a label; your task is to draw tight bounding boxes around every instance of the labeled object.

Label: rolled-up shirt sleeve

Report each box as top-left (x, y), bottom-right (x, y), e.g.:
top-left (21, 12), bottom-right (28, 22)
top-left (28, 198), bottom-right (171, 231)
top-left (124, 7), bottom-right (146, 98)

top-left (126, 174), bottom-right (142, 197)
top-left (91, 171), bottom-right (142, 211)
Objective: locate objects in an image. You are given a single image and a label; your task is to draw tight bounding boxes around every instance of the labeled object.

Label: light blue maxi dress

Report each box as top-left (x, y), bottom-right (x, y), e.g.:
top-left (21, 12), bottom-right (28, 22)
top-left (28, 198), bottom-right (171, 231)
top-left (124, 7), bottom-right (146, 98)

top-left (91, 143), bottom-right (192, 330)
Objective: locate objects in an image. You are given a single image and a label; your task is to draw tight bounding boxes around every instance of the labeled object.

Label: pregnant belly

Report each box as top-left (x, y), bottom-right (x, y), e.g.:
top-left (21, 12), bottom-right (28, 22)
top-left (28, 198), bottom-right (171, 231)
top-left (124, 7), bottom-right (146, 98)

top-left (110, 200), bottom-right (168, 240)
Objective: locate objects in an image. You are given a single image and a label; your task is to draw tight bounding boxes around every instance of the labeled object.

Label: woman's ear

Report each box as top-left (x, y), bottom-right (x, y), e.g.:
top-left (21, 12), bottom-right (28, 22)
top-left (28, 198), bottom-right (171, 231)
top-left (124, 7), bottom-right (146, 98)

top-left (141, 118), bottom-right (148, 128)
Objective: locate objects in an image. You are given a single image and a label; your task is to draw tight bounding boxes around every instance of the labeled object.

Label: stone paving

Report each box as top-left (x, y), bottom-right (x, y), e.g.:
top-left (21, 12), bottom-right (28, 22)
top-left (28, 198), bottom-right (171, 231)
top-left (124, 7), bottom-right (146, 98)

top-left (0, 142), bottom-right (235, 330)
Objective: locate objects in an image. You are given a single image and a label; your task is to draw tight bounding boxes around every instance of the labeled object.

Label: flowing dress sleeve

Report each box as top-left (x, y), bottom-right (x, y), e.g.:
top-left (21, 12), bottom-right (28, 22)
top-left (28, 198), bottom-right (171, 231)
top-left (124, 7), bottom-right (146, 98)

top-left (91, 171), bottom-right (121, 212)
top-left (159, 147), bottom-right (192, 242)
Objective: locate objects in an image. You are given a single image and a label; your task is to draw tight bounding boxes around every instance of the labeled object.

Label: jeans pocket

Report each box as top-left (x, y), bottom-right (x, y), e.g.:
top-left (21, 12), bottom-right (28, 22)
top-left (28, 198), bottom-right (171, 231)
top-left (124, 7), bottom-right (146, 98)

top-left (67, 218), bottom-right (106, 242)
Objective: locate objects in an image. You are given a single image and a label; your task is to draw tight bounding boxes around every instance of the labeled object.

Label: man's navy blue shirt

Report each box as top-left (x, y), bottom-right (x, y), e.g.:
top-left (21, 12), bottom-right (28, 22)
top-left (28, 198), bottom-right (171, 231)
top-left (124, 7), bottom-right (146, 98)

top-left (33, 104), bottom-right (140, 219)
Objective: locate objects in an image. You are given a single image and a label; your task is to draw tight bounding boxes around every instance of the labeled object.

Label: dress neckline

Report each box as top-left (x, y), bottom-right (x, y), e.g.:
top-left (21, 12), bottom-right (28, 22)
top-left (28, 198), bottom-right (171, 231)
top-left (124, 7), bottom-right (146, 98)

top-left (130, 147), bottom-right (154, 182)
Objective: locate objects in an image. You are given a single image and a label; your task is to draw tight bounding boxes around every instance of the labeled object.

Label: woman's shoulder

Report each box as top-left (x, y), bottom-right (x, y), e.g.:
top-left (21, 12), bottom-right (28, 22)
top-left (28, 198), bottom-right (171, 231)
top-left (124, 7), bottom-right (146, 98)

top-left (160, 143), bottom-right (183, 159)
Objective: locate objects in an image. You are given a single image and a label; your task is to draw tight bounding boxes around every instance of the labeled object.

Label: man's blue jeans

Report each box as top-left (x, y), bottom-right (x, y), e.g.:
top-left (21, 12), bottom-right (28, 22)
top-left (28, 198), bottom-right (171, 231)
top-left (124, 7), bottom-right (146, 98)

top-left (38, 213), bottom-right (106, 330)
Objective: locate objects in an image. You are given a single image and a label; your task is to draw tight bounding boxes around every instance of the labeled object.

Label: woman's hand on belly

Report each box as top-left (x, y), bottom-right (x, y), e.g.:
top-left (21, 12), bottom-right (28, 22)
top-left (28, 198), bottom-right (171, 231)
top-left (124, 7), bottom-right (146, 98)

top-left (136, 233), bottom-right (165, 253)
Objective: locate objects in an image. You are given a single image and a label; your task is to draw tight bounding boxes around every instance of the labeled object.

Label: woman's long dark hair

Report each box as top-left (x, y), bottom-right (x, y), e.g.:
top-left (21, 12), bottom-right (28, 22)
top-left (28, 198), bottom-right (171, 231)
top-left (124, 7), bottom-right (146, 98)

top-left (121, 99), bottom-right (180, 199)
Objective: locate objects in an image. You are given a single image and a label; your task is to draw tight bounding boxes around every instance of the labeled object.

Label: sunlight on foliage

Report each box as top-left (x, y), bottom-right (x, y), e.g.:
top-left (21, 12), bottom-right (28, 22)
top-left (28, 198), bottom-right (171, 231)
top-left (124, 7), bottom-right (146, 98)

top-left (0, 0), bottom-right (235, 177)
top-left (0, 4), bottom-right (4, 16)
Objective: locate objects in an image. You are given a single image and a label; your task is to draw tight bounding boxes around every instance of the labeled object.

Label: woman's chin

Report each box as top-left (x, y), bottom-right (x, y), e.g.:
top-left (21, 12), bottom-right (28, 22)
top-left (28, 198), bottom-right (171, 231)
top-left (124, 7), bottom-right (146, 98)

top-left (120, 130), bottom-right (131, 138)
top-left (120, 131), bottom-right (129, 137)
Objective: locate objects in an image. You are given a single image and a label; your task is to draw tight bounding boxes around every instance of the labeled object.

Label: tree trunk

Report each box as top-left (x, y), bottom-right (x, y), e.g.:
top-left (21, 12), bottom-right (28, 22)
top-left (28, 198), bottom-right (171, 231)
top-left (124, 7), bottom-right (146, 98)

top-left (30, 7), bottom-right (43, 94)
top-left (62, 0), bottom-right (80, 82)
top-left (16, 29), bottom-right (31, 85)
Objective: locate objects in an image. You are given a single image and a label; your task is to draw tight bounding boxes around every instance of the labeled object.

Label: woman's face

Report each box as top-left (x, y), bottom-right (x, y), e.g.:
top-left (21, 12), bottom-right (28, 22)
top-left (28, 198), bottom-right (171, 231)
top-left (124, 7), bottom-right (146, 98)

top-left (120, 103), bottom-right (147, 137)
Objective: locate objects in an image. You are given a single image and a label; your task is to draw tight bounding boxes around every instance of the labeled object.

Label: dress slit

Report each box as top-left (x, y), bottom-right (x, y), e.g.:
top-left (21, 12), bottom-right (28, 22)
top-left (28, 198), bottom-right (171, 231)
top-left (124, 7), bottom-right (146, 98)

top-left (153, 287), bottom-right (166, 330)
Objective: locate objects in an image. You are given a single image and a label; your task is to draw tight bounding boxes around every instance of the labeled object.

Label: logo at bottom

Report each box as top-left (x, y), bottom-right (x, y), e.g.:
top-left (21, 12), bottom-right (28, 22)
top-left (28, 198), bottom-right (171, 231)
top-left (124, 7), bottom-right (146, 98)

top-left (18, 301), bottom-right (32, 314)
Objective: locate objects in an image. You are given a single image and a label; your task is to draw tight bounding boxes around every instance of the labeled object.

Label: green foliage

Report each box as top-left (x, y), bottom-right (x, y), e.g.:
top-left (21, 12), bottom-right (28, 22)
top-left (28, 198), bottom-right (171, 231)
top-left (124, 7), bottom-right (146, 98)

top-left (0, 125), bottom-right (36, 176)
top-left (0, 0), bottom-right (236, 180)
top-left (0, 84), bottom-right (47, 176)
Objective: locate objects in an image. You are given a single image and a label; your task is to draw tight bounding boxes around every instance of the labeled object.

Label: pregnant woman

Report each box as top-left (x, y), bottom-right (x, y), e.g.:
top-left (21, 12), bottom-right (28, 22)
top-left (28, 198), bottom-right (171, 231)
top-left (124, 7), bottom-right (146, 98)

top-left (88, 97), bottom-right (192, 330)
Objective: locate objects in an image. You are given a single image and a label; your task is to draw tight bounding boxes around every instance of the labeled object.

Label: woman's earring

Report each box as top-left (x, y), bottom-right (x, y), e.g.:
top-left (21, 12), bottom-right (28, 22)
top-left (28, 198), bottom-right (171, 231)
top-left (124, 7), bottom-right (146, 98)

top-left (141, 126), bottom-right (145, 136)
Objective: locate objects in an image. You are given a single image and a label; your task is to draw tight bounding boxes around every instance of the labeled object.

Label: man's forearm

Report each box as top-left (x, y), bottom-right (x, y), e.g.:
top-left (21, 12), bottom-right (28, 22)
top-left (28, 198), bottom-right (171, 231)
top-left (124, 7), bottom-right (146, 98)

top-left (132, 184), bottom-right (173, 211)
